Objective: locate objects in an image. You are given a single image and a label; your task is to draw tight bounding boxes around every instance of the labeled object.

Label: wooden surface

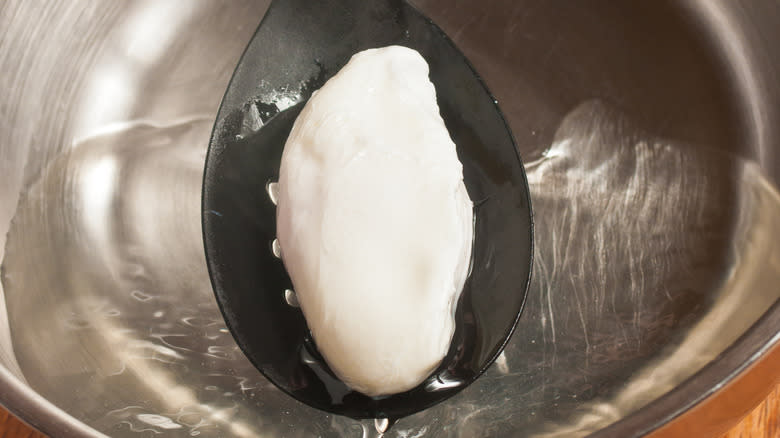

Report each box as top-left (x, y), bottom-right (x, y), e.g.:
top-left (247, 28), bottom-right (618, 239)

top-left (0, 408), bottom-right (45, 438)
top-left (720, 384), bottom-right (779, 438)
top-left (0, 384), bottom-right (776, 437)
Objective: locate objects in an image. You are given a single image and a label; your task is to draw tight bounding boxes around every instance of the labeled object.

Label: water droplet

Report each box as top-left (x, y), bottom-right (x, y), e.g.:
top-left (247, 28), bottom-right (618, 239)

top-left (266, 181), bottom-right (279, 205)
top-left (300, 341), bottom-right (317, 365)
top-left (136, 414), bottom-right (182, 430)
top-left (242, 101), bottom-right (265, 133)
top-left (495, 351), bottom-right (509, 374)
top-left (375, 418), bottom-right (390, 434)
top-left (374, 418), bottom-right (397, 435)
top-left (424, 371), bottom-right (463, 391)
top-left (130, 290), bottom-right (152, 302)
top-left (284, 289), bottom-right (299, 307)
top-left (271, 239), bottom-right (282, 258)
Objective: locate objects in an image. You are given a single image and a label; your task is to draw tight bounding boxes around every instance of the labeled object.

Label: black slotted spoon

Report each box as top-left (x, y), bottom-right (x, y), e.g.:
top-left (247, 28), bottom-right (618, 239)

top-left (202, 0), bottom-right (533, 420)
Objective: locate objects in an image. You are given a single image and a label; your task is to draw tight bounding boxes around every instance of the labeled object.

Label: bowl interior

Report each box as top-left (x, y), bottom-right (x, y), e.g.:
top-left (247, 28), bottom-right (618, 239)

top-left (0, 0), bottom-right (778, 437)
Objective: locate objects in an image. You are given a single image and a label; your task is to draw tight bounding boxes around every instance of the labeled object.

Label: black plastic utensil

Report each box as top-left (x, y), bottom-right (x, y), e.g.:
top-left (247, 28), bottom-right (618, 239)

top-left (202, 0), bottom-right (533, 420)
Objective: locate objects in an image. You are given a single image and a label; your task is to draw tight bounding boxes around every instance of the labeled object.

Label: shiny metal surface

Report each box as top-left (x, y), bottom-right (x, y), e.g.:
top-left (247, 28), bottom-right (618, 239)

top-left (0, 1), bottom-right (778, 437)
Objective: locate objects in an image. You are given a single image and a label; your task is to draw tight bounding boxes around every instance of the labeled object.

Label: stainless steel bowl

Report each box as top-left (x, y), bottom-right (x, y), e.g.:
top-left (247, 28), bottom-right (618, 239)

top-left (1, 1), bottom-right (778, 437)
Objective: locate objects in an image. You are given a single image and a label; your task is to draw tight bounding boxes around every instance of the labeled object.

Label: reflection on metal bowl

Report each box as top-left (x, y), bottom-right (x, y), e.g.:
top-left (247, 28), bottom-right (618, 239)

top-left (0, 1), bottom-right (778, 437)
